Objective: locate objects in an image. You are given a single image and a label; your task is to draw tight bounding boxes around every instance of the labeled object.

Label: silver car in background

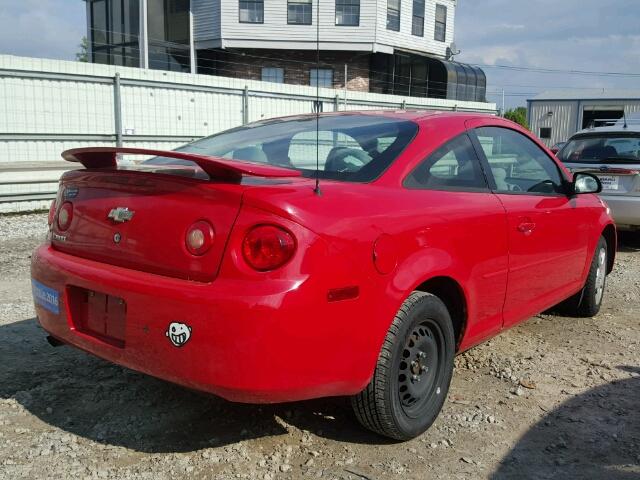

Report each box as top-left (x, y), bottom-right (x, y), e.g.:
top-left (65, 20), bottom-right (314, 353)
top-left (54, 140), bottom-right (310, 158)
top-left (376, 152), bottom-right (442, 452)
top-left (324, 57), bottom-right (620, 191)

top-left (558, 116), bottom-right (640, 245)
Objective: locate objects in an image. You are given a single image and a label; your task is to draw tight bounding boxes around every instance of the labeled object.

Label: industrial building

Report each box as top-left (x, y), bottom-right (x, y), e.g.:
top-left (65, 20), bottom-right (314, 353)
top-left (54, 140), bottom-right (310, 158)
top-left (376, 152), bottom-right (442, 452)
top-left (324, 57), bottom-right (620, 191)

top-left (85, 0), bottom-right (487, 102)
top-left (527, 90), bottom-right (640, 147)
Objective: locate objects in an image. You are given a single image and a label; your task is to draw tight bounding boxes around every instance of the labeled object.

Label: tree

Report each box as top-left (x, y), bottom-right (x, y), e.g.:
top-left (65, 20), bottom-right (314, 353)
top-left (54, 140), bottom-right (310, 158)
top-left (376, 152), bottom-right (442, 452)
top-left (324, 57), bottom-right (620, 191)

top-left (504, 107), bottom-right (529, 129)
top-left (76, 37), bottom-right (89, 62)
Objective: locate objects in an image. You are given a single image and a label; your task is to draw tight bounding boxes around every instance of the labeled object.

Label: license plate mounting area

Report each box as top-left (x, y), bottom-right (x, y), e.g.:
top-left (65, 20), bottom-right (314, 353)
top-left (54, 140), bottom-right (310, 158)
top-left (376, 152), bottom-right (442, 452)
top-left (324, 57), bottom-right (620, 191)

top-left (67, 286), bottom-right (126, 348)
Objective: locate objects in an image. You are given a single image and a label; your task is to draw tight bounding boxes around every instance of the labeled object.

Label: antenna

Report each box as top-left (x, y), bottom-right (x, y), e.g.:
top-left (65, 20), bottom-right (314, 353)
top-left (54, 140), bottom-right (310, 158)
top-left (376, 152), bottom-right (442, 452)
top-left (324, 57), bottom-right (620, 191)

top-left (313, 0), bottom-right (322, 196)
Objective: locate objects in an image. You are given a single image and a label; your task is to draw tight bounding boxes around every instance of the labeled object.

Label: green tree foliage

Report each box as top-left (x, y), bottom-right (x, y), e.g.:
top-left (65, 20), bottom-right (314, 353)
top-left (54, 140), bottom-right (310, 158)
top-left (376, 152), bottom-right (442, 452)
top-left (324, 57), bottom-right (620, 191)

top-left (76, 37), bottom-right (89, 62)
top-left (504, 107), bottom-right (529, 129)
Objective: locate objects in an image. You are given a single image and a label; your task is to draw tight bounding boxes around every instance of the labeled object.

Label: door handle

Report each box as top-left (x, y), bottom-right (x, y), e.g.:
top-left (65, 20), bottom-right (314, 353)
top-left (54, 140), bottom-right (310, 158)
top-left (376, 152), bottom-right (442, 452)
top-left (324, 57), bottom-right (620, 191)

top-left (517, 222), bottom-right (536, 234)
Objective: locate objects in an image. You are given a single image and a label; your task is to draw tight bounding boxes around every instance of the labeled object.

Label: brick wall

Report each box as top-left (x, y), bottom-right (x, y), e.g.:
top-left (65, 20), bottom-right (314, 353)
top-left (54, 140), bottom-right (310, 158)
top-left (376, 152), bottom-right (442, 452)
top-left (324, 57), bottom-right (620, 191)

top-left (197, 49), bottom-right (371, 92)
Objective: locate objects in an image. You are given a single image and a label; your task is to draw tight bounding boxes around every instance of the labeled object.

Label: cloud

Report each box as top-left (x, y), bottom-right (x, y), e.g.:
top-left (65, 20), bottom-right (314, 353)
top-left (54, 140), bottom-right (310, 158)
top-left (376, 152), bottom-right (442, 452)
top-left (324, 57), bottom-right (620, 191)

top-left (455, 0), bottom-right (640, 107)
top-left (0, 0), bottom-right (86, 60)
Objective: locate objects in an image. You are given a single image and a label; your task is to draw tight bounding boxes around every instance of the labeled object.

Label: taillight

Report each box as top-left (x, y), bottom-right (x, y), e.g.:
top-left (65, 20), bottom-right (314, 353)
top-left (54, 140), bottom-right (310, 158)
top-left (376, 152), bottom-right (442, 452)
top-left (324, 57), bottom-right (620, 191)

top-left (57, 202), bottom-right (73, 231)
top-left (242, 225), bottom-right (296, 271)
top-left (185, 220), bottom-right (215, 256)
top-left (48, 200), bottom-right (57, 226)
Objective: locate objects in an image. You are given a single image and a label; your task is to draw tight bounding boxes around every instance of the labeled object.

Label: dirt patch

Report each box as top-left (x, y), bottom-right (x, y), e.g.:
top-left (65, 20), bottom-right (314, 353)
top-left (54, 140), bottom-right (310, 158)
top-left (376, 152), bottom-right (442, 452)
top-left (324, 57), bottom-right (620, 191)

top-left (1, 213), bottom-right (638, 479)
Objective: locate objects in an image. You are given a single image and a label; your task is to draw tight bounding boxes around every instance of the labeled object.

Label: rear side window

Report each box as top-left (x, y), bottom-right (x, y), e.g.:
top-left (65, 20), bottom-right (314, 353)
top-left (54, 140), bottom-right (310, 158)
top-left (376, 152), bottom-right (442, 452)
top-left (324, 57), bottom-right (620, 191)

top-left (404, 134), bottom-right (488, 191)
top-left (475, 127), bottom-right (564, 195)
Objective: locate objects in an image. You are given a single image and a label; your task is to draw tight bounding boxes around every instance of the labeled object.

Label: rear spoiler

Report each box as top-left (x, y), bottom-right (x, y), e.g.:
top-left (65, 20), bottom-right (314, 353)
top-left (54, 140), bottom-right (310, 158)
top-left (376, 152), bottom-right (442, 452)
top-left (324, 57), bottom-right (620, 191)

top-left (62, 147), bottom-right (301, 182)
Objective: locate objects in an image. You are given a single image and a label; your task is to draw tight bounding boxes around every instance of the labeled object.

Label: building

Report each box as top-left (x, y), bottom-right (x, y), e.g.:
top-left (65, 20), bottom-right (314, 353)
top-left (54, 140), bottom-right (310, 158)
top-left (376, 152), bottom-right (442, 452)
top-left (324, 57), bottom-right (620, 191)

top-left (527, 90), bottom-right (640, 147)
top-left (85, 0), bottom-right (487, 102)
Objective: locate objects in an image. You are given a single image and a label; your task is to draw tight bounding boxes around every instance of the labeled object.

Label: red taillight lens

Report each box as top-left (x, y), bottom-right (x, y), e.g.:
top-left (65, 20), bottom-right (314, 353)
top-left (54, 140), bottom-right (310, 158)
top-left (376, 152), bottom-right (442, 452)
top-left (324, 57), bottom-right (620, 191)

top-left (186, 220), bottom-right (215, 256)
top-left (57, 202), bottom-right (73, 231)
top-left (242, 225), bottom-right (296, 271)
top-left (48, 200), bottom-right (57, 226)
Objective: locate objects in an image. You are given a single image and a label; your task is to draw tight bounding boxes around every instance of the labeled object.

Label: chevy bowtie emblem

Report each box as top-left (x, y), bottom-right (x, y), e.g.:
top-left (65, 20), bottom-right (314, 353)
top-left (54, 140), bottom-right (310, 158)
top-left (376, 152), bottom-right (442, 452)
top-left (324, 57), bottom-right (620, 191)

top-left (108, 207), bottom-right (135, 223)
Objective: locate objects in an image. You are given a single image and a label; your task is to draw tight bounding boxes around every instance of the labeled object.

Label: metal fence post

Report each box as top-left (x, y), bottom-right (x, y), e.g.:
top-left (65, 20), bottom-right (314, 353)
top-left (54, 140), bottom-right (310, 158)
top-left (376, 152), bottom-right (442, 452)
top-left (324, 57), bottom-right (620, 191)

top-left (114, 73), bottom-right (123, 147)
top-left (242, 86), bottom-right (249, 124)
top-left (334, 95), bottom-right (339, 112)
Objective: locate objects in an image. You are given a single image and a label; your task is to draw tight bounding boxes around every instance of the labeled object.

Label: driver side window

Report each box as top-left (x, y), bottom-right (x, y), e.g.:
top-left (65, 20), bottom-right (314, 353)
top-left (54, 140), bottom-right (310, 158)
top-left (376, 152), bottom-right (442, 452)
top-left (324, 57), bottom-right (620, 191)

top-left (475, 127), bottom-right (564, 195)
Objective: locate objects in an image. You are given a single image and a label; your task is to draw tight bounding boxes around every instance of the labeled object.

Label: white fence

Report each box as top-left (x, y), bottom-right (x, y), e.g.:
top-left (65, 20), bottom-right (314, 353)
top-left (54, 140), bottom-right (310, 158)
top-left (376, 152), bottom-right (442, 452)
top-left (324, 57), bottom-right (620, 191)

top-left (0, 54), bottom-right (496, 213)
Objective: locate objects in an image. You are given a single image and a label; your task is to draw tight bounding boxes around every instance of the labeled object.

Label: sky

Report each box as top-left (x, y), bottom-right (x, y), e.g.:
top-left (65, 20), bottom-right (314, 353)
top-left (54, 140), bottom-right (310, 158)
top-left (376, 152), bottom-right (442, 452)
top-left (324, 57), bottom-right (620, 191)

top-left (0, 0), bottom-right (85, 61)
top-left (455, 0), bottom-right (640, 109)
top-left (0, 0), bottom-right (638, 109)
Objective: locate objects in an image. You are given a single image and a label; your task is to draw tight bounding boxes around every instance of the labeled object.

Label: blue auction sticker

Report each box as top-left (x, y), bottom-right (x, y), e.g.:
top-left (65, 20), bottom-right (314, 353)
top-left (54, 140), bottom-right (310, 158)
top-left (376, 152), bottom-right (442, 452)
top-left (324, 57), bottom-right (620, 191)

top-left (31, 279), bottom-right (60, 314)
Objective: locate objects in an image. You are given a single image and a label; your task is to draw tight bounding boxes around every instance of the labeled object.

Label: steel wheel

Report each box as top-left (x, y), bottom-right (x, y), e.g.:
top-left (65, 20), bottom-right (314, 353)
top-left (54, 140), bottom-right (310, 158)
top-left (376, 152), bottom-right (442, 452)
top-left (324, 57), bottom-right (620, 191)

top-left (397, 320), bottom-right (445, 419)
top-left (594, 246), bottom-right (607, 305)
top-left (351, 292), bottom-right (455, 440)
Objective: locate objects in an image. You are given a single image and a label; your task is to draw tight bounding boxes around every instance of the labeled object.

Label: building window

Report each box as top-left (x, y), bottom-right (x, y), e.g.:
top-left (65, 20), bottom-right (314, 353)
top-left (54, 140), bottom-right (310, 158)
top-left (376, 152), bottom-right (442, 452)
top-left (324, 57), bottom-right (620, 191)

top-left (89, 0), bottom-right (141, 67)
top-left (412, 0), bottom-right (425, 36)
top-left (288, 0), bottom-right (312, 24)
top-left (434, 4), bottom-right (447, 42)
top-left (336, 0), bottom-right (360, 26)
top-left (310, 68), bottom-right (333, 88)
top-left (387, 0), bottom-right (400, 31)
top-left (239, 0), bottom-right (264, 23)
top-left (147, 0), bottom-right (191, 72)
top-left (262, 67), bottom-right (284, 83)
top-left (539, 127), bottom-right (552, 139)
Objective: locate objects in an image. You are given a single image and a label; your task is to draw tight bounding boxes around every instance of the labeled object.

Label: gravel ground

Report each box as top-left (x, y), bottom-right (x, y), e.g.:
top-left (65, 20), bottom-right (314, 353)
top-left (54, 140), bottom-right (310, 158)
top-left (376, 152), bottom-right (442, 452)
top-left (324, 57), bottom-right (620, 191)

top-left (0, 212), bottom-right (639, 480)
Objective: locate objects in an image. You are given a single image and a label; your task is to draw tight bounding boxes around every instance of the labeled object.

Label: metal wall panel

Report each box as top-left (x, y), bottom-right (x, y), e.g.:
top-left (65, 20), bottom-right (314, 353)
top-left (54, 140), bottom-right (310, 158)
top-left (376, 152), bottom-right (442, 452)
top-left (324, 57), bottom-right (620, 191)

top-left (529, 99), bottom-right (640, 147)
top-left (528, 101), bottom-right (578, 147)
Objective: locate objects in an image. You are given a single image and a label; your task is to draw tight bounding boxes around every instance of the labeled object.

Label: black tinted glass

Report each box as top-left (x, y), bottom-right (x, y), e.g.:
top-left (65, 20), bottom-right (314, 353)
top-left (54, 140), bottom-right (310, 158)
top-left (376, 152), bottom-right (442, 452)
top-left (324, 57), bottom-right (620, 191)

top-left (145, 115), bottom-right (418, 183)
top-left (559, 134), bottom-right (640, 164)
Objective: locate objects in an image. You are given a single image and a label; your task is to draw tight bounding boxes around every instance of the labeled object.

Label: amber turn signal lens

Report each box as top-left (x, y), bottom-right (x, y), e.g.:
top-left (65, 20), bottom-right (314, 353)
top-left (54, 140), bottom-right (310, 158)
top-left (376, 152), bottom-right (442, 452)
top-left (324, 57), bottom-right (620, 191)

top-left (186, 220), bottom-right (215, 256)
top-left (242, 225), bottom-right (296, 271)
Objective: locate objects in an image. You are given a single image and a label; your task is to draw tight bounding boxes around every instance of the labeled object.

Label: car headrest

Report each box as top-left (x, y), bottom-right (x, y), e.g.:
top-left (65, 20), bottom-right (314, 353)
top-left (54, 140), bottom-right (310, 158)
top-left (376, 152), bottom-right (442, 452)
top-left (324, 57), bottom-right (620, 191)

top-left (233, 146), bottom-right (268, 164)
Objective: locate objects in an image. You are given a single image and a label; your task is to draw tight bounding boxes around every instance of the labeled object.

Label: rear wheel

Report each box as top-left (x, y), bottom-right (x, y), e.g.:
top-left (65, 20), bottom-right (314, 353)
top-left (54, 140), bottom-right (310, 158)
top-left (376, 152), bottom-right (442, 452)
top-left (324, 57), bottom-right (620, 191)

top-left (558, 236), bottom-right (608, 317)
top-left (351, 292), bottom-right (455, 440)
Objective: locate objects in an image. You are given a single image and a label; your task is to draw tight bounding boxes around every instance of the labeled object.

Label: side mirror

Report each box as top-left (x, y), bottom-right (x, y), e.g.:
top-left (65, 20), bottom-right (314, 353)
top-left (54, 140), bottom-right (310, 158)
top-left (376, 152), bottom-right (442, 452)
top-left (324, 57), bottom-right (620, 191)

top-left (572, 172), bottom-right (602, 194)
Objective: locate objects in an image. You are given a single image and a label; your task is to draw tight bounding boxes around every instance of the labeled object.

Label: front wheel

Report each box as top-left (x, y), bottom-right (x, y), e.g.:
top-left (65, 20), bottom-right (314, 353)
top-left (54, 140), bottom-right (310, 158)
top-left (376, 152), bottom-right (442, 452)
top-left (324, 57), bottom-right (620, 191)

top-left (351, 292), bottom-right (455, 440)
top-left (559, 236), bottom-right (609, 317)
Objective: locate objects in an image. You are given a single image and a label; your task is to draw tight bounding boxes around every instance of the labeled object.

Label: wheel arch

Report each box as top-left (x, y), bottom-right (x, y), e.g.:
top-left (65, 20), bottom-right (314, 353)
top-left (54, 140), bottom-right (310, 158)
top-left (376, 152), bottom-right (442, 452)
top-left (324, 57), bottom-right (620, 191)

top-left (414, 276), bottom-right (468, 351)
top-left (601, 223), bottom-right (616, 274)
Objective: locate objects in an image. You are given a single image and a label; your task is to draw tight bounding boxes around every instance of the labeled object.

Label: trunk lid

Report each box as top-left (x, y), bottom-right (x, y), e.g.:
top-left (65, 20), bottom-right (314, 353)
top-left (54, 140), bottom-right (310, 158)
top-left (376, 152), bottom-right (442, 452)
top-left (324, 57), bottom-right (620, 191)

top-left (52, 169), bottom-right (244, 282)
top-left (51, 147), bottom-right (302, 282)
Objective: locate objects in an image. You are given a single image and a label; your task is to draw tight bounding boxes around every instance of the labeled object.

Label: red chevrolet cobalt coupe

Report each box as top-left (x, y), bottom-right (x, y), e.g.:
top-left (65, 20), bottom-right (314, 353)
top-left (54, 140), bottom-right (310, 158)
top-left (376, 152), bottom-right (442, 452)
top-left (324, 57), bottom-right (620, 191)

top-left (32, 112), bottom-right (615, 440)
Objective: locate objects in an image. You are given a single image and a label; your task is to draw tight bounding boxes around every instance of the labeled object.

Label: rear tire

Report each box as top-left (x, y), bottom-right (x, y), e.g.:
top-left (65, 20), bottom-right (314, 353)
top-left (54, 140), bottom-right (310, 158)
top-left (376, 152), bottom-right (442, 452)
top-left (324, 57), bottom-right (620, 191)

top-left (351, 292), bottom-right (455, 440)
top-left (557, 236), bottom-right (608, 317)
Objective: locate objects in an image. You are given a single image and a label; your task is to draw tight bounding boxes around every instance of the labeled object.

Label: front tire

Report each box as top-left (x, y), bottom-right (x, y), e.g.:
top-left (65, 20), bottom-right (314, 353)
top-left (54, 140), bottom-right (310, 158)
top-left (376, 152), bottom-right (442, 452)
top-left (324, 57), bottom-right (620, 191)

top-left (559, 236), bottom-right (608, 317)
top-left (351, 292), bottom-right (455, 440)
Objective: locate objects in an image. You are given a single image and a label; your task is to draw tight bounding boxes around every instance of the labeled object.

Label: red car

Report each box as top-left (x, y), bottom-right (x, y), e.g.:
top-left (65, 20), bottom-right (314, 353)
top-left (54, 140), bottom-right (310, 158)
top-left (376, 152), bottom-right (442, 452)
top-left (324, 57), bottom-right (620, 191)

top-left (32, 112), bottom-right (615, 440)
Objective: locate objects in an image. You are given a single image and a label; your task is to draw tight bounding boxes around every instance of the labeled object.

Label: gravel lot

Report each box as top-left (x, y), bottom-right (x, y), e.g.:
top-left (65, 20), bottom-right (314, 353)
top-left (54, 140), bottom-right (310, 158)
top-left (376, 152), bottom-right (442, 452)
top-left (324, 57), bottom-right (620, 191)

top-left (1, 212), bottom-right (639, 480)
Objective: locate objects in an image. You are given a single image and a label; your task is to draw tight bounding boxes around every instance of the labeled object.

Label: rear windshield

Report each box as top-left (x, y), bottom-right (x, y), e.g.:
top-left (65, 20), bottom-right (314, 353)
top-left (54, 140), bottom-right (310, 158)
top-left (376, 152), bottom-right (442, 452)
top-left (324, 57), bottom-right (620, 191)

top-left (558, 133), bottom-right (640, 164)
top-left (145, 114), bottom-right (418, 182)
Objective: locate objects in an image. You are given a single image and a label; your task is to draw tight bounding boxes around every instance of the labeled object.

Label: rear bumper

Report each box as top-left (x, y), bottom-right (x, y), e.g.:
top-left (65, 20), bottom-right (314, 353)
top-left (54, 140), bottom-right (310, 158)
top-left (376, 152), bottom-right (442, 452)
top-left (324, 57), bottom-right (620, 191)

top-left (601, 194), bottom-right (640, 229)
top-left (31, 244), bottom-right (374, 403)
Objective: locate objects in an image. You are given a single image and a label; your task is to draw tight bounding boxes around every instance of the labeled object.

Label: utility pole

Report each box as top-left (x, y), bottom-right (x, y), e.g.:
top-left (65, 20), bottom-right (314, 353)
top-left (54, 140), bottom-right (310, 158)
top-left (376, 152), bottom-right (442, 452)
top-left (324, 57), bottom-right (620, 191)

top-left (501, 89), bottom-right (506, 117)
